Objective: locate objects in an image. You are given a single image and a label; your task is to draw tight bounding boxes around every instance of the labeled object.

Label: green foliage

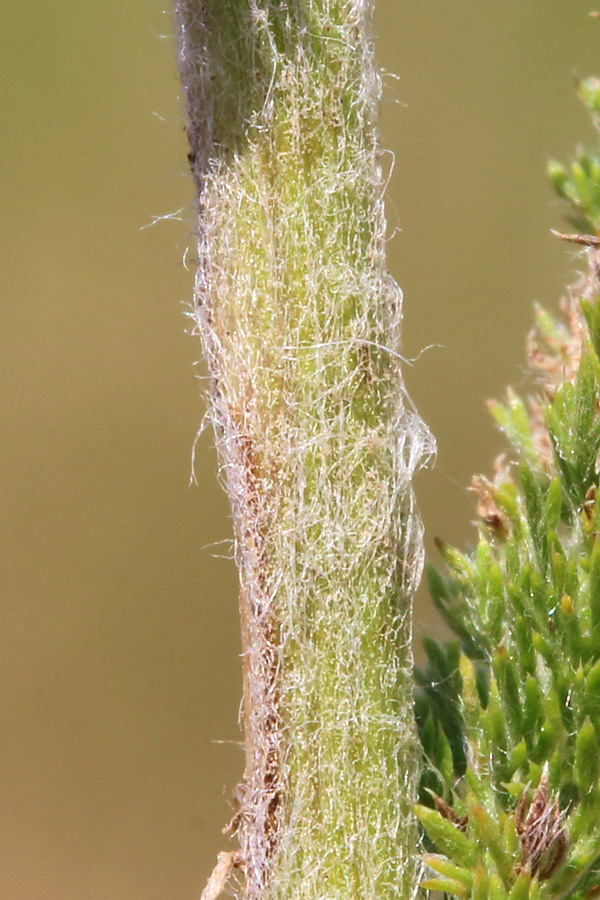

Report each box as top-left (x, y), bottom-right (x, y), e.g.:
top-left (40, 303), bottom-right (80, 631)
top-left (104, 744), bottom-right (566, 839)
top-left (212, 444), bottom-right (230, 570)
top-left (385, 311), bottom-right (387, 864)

top-left (549, 78), bottom-right (600, 233)
top-left (416, 86), bottom-right (600, 900)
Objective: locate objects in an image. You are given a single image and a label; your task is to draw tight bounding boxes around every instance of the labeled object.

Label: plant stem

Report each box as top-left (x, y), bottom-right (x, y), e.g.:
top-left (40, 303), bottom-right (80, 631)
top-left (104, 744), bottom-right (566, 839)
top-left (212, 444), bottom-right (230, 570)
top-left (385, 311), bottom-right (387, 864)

top-left (173, 3), bottom-right (431, 899)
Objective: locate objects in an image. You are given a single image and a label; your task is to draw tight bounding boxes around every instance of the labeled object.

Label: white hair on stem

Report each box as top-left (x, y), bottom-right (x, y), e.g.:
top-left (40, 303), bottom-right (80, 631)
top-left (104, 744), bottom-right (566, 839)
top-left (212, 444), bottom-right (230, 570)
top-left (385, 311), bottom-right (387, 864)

top-left (173, 2), bottom-right (434, 899)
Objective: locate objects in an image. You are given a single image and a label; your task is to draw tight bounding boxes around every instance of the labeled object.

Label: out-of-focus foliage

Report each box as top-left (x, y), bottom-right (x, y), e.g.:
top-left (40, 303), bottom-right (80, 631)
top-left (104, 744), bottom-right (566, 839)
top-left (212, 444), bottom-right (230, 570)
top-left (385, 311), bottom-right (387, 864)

top-left (415, 82), bottom-right (600, 900)
top-left (550, 78), bottom-right (600, 233)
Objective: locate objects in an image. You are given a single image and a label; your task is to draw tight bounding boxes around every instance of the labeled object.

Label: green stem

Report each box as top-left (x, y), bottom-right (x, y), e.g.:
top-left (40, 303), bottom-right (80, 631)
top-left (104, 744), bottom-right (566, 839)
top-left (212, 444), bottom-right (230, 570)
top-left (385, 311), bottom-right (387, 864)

top-left (173, 3), bottom-right (431, 899)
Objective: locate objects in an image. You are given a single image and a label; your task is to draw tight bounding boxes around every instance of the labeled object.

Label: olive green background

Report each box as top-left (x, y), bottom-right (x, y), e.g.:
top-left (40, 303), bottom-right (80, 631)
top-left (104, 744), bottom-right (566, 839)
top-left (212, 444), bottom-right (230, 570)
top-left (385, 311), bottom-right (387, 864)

top-left (2, 2), bottom-right (598, 897)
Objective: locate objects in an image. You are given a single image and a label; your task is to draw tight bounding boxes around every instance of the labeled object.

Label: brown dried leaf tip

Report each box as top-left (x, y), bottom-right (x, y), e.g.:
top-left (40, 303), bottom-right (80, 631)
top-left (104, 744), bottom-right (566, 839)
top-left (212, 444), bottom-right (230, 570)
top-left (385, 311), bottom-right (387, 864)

top-left (471, 474), bottom-right (510, 540)
top-left (515, 764), bottom-right (569, 881)
top-left (430, 793), bottom-right (468, 832)
top-left (551, 229), bottom-right (600, 248)
top-left (583, 484), bottom-right (597, 523)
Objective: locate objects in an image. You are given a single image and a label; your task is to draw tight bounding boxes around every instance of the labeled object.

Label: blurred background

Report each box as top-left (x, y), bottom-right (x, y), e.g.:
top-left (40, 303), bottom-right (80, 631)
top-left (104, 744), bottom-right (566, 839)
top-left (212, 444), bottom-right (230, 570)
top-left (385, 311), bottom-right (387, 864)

top-left (1, 1), bottom-right (598, 897)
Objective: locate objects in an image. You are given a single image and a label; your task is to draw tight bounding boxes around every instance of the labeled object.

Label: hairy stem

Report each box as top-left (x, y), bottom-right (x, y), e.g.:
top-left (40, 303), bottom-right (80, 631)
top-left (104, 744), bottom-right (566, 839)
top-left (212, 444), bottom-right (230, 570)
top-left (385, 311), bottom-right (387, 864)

top-left (173, 3), bottom-right (432, 899)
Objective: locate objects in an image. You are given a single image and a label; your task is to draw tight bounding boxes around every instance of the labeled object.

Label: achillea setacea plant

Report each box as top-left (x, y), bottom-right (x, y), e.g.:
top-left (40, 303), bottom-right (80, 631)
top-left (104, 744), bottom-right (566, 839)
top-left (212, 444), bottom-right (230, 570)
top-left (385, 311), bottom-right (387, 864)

top-left (416, 75), bottom-right (600, 900)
